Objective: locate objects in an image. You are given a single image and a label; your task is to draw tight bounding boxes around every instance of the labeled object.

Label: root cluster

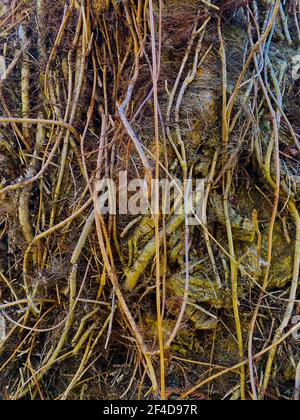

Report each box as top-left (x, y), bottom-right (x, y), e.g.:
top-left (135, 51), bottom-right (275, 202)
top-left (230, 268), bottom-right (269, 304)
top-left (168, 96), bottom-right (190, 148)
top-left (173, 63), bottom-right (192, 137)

top-left (0, 0), bottom-right (300, 400)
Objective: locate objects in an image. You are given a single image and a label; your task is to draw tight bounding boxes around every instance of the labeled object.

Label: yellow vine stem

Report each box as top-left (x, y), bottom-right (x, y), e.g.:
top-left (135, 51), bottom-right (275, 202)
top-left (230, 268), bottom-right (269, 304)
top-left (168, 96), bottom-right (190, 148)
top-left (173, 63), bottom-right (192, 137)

top-left (149, 0), bottom-right (165, 400)
top-left (226, 0), bottom-right (281, 124)
top-left (0, 0), bottom-right (26, 27)
top-left (246, 17), bottom-right (283, 399)
top-left (14, 223), bottom-right (95, 399)
top-left (262, 201), bottom-right (300, 395)
top-left (94, 206), bottom-right (159, 397)
top-left (223, 172), bottom-right (246, 401)
top-left (165, 18), bottom-right (200, 171)
top-left (18, 5), bottom-right (46, 256)
top-left (164, 172), bottom-right (193, 350)
top-left (174, 20), bottom-right (210, 179)
top-left (219, 18), bottom-right (245, 400)
top-left (13, 265), bottom-right (78, 399)
top-left (0, 118), bottom-right (80, 195)
top-left (218, 18), bottom-right (229, 146)
top-left (0, 117), bottom-right (80, 141)
top-left (22, 197), bottom-right (93, 296)
top-left (61, 314), bottom-right (112, 400)
top-left (0, 39), bottom-right (31, 151)
top-left (200, 0), bottom-right (219, 10)
top-left (248, 209), bottom-right (262, 400)
top-left (49, 11), bottom-right (86, 227)
top-left (181, 320), bottom-right (300, 399)
top-left (124, 210), bottom-right (186, 291)
top-left (0, 311), bottom-right (50, 376)
top-left (94, 113), bottom-right (158, 397)
top-left (43, 0), bottom-right (76, 98)
top-left (19, 26), bottom-right (30, 142)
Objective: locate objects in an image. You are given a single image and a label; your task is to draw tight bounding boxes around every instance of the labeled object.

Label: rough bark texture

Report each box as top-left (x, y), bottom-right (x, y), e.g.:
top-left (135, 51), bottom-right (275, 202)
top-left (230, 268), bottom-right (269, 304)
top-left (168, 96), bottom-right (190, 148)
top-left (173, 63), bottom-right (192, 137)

top-left (0, 0), bottom-right (300, 400)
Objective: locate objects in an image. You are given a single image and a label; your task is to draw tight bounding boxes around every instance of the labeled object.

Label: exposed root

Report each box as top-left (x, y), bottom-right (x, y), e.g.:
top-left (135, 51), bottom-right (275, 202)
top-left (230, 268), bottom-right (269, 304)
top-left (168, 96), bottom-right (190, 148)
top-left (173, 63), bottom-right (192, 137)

top-left (0, 0), bottom-right (300, 401)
